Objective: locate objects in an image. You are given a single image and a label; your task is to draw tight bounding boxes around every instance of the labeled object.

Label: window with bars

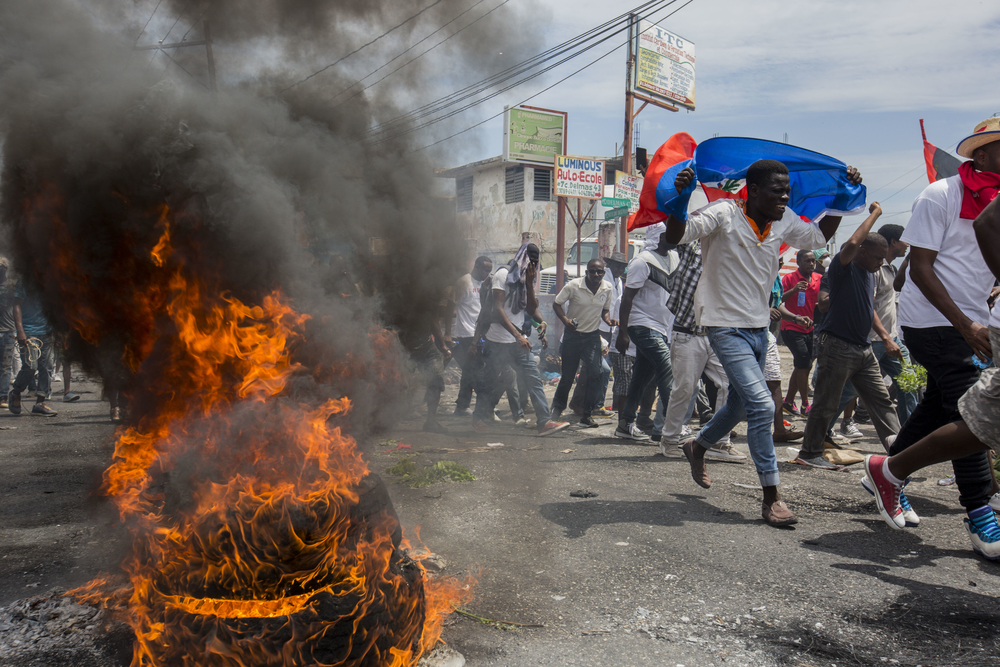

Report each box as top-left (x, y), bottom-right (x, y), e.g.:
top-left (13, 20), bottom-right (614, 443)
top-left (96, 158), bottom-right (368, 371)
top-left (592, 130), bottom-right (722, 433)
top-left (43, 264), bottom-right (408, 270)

top-left (533, 168), bottom-right (552, 202)
top-left (505, 166), bottom-right (524, 203)
top-left (456, 176), bottom-right (473, 212)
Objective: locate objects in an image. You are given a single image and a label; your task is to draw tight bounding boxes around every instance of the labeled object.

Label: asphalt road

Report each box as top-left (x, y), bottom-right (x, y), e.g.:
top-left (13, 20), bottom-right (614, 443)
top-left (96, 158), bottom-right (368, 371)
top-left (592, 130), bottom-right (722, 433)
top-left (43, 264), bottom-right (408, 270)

top-left (1, 361), bottom-right (998, 667)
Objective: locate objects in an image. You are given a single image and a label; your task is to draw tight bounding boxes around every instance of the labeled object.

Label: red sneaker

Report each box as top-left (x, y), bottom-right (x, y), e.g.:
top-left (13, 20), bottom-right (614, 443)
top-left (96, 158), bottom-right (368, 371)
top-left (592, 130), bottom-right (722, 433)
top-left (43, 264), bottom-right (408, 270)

top-left (864, 455), bottom-right (905, 529)
top-left (537, 420), bottom-right (570, 437)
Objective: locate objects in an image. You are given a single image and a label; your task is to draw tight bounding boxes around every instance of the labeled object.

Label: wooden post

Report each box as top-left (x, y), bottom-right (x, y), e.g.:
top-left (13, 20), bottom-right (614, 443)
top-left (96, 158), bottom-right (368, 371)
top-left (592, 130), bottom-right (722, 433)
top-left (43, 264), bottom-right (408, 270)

top-left (576, 198), bottom-right (583, 281)
top-left (204, 20), bottom-right (217, 92)
top-left (556, 196), bottom-right (566, 295)
top-left (619, 13), bottom-right (636, 256)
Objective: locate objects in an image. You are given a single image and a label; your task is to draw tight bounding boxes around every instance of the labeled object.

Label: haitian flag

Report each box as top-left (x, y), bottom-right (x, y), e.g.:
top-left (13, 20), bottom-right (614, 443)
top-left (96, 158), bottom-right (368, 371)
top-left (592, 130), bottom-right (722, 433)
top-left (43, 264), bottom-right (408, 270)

top-left (629, 135), bottom-right (867, 229)
top-left (920, 119), bottom-right (960, 183)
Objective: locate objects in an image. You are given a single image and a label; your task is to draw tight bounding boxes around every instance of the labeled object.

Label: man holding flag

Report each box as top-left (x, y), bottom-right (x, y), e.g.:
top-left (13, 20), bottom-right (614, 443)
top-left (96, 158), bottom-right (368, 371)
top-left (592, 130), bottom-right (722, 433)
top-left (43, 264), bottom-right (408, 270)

top-left (637, 137), bottom-right (863, 526)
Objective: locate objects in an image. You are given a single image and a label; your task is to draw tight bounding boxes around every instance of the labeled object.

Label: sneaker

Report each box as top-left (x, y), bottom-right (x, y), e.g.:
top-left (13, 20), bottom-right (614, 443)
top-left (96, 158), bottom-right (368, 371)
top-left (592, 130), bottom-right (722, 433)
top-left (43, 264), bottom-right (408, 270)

top-left (854, 407), bottom-right (871, 424)
top-left (579, 415), bottom-right (599, 428)
top-left (795, 454), bottom-right (842, 469)
top-left (658, 441), bottom-right (670, 457)
top-left (650, 433), bottom-right (661, 442)
top-left (453, 407), bottom-right (470, 416)
top-left (680, 424), bottom-right (692, 437)
top-left (110, 406), bottom-right (122, 423)
top-left (0, 398), bottom-right (6, 409)
top-left (31, 403), bottom-right (57, 417)
top-left (861, 476), bottom-right (920, 527)
top-left (514, 418), bottom-right (528, 427)
top-left (965, 506), bottom-right (1000, 560)
top-left (8, 390), bottom-right (21, 415)
top-left (801, 402), bottom-right (812, 415)
top-left (63, 392), bottom-right (81, 402)
top-left (898, 491), bottom-right (920, 527)
top-left (493, 410), bottom-right (502, 422)
top-left (840, 420), bottom-right (863, 440)
top-left (537, 420), bottom-right (570, 437)
top-left (864, 455), bottom-right (905, 530)
top-left (471, 419), bottom-right (488, 433)
top-left (990, 492), bottom-right (1000, 512)
top-left (782, 401), bottom-right (800, 416)
top-left (592, 407), bottom-right (615, 417)
top-left (614, 422), bottom-right (651, 441)
top-left (635, 416), bottom-right (655, 432)
top-left (705, 442), bottom-right (747, 463)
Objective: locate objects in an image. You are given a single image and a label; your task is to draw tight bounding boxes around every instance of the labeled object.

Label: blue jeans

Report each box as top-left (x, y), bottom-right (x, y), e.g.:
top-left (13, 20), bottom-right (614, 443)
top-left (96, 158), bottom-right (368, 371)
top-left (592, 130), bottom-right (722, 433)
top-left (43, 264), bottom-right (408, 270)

top-left (620, 326), bottom-right (673, 425)
top-left (475, 341), bottom-right (550, 427)
top-left (826, 336), bottom-right (919, 432)
top-left (11, 333), bottom-right (54, 401)
top-left (698, 327), bottom-right (779, 487)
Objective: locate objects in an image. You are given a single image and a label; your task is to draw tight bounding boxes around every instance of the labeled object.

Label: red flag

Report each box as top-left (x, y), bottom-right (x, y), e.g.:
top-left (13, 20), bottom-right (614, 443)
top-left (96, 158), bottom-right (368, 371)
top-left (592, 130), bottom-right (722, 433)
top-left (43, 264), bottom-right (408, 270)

top-left (920, 119), bottom-right (961, 183)
top-left (628, 132), bottom-right (696, 231)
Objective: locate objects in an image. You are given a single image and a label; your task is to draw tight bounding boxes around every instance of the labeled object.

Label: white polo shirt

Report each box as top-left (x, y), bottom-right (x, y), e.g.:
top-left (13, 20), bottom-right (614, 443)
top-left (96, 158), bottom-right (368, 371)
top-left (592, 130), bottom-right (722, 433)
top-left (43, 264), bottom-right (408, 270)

top-left (554, 277), bottom-right (613, 333)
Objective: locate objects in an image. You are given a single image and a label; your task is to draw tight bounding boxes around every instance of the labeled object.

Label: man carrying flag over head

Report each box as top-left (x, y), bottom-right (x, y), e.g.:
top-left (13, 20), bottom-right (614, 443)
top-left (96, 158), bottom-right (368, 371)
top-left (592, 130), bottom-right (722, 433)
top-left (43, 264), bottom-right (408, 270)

top-left (655, 140), bottom-right (863, 527)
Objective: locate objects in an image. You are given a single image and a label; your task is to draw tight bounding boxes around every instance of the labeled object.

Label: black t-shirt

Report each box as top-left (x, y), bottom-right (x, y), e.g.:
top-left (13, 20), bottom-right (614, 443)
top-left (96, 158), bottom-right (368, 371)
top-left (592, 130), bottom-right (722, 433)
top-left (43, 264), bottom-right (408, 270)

top-left (821, 253), bottom-right (874, 346)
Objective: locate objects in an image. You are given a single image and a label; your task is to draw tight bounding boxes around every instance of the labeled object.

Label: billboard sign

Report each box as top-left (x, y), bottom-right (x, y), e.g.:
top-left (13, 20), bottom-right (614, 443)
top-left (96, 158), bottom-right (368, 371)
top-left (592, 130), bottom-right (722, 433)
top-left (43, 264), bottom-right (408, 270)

top-left (632, 20), bottom-right (695, 110)
top-left (614, 171), bottom-right (643, 213)
top-left (503, 105), bottom-right (568, 167)
top-left (554, 155), bottom-right (605, 199)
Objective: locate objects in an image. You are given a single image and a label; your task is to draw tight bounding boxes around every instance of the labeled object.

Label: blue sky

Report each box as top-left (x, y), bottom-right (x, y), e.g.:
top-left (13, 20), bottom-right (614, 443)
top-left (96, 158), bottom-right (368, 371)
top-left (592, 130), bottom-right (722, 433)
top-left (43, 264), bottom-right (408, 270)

top-left (427, 0), bottom-right (1000, 237)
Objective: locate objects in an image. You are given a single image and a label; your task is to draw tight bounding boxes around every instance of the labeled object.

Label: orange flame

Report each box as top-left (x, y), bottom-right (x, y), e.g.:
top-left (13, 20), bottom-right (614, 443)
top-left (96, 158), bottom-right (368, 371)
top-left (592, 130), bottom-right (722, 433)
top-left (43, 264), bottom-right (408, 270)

top-left (38, 196), bottom-right (470, 666)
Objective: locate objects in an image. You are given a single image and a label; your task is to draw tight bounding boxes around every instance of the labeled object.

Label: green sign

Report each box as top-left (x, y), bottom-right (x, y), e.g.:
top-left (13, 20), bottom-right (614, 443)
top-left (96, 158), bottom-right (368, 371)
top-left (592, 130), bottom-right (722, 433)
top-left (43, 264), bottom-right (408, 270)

top-left (601, 197), bottom-right (630, 208)
top-left (503, 106), bottom-right (567, 167)
top-left (604, 206), bottom-right (630, 220)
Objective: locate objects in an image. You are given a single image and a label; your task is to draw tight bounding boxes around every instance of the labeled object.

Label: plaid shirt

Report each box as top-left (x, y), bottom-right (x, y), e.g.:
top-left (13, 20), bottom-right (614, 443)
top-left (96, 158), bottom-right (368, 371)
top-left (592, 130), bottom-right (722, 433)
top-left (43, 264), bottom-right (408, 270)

top-left (666, 241), bottom-right (704, 334)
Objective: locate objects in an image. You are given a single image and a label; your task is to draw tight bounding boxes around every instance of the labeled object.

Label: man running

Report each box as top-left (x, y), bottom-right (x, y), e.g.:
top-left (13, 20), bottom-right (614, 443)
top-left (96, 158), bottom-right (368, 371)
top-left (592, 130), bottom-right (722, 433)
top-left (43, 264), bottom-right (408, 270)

top-left (667, 159), bottom-right (862, 526)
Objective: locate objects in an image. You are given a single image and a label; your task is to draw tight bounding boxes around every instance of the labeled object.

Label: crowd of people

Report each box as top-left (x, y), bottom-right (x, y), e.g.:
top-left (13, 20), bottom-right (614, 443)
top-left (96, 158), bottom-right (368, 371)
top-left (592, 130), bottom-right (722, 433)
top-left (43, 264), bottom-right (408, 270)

top-left (436, 117), bottom-right (1000, 561)
top-left (0, 257), bottom-right (77, 419)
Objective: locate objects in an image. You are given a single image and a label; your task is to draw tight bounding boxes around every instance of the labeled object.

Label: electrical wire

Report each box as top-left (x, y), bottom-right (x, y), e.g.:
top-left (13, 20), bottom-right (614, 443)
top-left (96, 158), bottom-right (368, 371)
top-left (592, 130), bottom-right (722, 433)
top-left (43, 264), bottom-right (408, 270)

top-left (134, 0), bottom-right (164, 44)
top-left (279, 0), bottom-right (450, 94)
top-left (331, 0), bottom-right (505, 108)
top-left (368, 0), bottom-right (671, 137)
top-left (387, 0), bottom-right (695, 149)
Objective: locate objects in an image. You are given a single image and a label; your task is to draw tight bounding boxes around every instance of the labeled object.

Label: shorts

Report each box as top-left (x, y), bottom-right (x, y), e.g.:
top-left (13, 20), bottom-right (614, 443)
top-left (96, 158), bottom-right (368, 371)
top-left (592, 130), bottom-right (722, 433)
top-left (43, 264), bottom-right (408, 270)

top-left (957, 327), bottom-right (1000, 452)
top-left (609, 351), bottom-right (634, 396)
top-left (782, 328), bottom-right (814, 370)
top-left (764, 331), bottom-right (781, 383)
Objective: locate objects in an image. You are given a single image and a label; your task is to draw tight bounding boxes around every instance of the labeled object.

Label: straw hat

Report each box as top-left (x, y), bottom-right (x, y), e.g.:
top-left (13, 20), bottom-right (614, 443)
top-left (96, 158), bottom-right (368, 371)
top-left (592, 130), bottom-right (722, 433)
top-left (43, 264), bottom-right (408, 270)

top-left (956, 117), bottom-right (1000, 158)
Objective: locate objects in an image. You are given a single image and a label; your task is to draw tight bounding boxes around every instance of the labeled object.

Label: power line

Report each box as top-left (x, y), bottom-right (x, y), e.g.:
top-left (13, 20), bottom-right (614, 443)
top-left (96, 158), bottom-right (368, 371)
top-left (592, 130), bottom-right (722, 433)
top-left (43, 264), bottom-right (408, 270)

top-left (279, 0), bottom-right (450, 94)
top-left (134, 0), bottom-right (164, 45)
top-left (369, 0), bottom-right (670, 137)
top-left (389, 0), bottom-right (695, 150)
top-left (331, 0), bottom-right (506, 108)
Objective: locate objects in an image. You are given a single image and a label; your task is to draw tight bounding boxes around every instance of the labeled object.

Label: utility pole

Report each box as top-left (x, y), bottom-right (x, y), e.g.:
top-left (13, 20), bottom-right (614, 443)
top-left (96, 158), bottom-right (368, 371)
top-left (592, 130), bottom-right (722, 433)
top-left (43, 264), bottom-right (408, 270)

top-left (134, 20), bottom-right (217, 92)
top-left (619, 13), bottom-right (679, 253)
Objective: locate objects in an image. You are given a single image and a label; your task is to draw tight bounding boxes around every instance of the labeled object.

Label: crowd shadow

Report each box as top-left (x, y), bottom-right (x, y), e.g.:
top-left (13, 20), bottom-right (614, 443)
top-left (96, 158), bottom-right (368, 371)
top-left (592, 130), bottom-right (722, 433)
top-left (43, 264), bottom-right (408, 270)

top-left (539, 492), bottom-right (747, 538)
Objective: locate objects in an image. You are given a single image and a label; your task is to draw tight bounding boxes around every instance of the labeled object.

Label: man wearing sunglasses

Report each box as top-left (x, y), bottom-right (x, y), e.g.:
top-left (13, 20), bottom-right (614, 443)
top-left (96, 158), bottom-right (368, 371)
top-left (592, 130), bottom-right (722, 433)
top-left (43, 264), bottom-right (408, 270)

top-left (551, 259), bottom-right (615, 427)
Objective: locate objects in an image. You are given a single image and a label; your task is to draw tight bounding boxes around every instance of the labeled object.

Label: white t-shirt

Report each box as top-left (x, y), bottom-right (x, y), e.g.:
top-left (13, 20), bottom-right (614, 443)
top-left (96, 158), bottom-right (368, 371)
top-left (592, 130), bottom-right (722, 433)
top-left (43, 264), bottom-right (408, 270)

top-left (610, 291), bottom-right (636, 356)
top-left (599, 274), bottom-right (621, 333)
top-left (486, 267), bottom-right (522, 344)
top-left (898, 175), bottom-right (993, 329)
top-left (680, 199), bottom-right (828, 328)
top-left (451, 273), bottom-right (483, 339)
top-left (623, 250), bottom-right (677, 336)
top-left (991, 302), bottom-right (1000, 331)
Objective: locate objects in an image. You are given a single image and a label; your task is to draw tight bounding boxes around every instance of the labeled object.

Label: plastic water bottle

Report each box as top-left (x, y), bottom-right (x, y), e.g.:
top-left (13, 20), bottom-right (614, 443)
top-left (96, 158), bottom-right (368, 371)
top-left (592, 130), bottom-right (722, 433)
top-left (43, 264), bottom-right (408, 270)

top-left (973, 354), bottom-right (994, 370)
top-left (797, 291), bottom-right (806, 308)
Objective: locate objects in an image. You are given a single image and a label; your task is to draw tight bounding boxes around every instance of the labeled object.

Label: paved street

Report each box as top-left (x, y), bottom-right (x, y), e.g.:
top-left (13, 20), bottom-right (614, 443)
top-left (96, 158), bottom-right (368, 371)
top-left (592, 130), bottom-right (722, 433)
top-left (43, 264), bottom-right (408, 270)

top-left (1, 361), bottom-right (997, 667)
